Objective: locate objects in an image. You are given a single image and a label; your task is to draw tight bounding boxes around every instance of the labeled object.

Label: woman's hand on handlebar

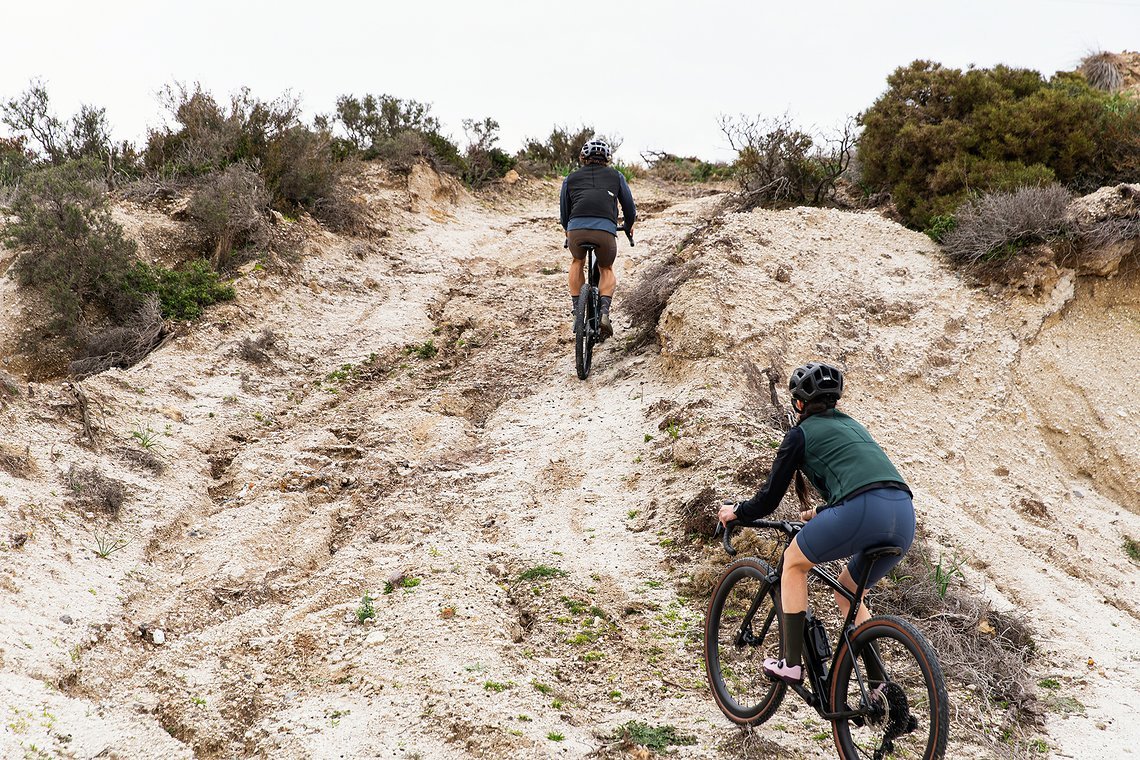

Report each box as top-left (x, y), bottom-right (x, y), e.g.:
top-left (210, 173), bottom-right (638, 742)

top-left (800, 506), bottom-right (818, 522)
top-left (717, 500), bottom-right (740, 527)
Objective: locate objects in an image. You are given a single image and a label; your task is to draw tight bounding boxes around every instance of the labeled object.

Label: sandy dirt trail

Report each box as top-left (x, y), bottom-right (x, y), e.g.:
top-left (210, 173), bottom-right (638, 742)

top-left (2, 169), bottom-right (1139, 760)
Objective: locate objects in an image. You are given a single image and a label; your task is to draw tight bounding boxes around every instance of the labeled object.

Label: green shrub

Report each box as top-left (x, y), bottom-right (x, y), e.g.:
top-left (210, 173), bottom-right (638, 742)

top-left (461, 117), bottom-right (515, 187)
top-left (145, 83), bottom-right (302, 177)
top-left (643, 151), bottom-right (733, 182)
top-left (612, 721), bottom-right (696, 751)
top-left (330, 92), bottom-right (465, 176)
top-left (858, 61), bottom-right (1137, 228)
top-left (924, 214), bottom-right (957, 243)
top-left (3, 159), bottom-right (139, 337)
top-left (120, 260), bottom-right (235, 321)
top-left (2, 81), bottom-right (141, 178)
top-left (517, 125), bottom-right (620, 176)
top-left (0, 135), bottom-right (34, 188)
top-left (941, 185), bottom-right (1072, 266)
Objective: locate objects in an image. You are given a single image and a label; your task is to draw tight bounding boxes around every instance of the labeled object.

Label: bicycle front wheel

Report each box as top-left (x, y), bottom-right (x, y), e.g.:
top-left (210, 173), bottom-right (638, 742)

top-left (704, 557), bottom-right (786, 724)
top-left (574, 283), bottom-right (594, 380)
top-left (830, 615), bottom-right (949, 760)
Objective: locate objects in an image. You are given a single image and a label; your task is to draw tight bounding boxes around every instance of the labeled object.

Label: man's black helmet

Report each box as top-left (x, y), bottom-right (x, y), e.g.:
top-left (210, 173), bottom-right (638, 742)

top-left (788, 362), bottom-right (844, 403)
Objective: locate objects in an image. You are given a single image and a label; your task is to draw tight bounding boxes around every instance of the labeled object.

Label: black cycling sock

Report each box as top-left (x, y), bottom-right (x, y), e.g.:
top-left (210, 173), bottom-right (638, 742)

top-left (570, 295), bottom-right (579, 314)
top-left (783, 611), bottom-right (806, 667)
top-left (599, 296), bottom-right (612, 315)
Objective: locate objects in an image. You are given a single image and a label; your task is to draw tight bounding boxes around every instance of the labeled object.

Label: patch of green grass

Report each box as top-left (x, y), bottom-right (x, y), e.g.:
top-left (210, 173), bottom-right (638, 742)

top-left (355, 593), bottom-right (375, 624)
top-left (383, 577), bottom-right (422, 594)
top-left (612, 721), bottom-right (696, 751)
top-left (516, 714), bottom-right (532, 722)
top-left (531, 681), bottom-right (553, 695)
top-left (1037, 677), bottom-right (1060, 690)
top-left (406, 340), bottom-right (438, 360)
top-left (1029, 738), bottom-right (1049, 754)
top-left (540, 267), bottom-right (559, 275)
top-left (483, 680), bottom-right (512, 692)
top-left (518, 565), bottom-right (567, 582)
top-left (665, 422), bottom-right (681, 440)
top-left (547, 732), bottom-right (564, 741)
top-left (1124, 535), bottom-right (1140, 562)
top-left (550, 699), bottom-right (564, 709)
top-left (583, 651), bottom-right (605, 662)
top-left (643, 433), bottom-right (654, 442)
top-left (627, 509), bottom-right (639, 519)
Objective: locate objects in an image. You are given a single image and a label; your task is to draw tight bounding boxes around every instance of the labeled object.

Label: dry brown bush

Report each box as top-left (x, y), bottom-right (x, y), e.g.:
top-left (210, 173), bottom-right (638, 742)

top-left (942, 185), bottom-right (1072, 267)
top-left (66, 464), bottom-right (128, 517)
top-left (872, 539), bottom-right (1038, 731)
top-left (0, 444), bottom-right (35, 478)
top-left (116, 445), bottom-right (166, 474)
top-left (186, 164), bottom-right (269, 269)
top-left (69, 296), bottom-right (167, 379)
top-left (238, 328), bottom-right (280, 364)
top-left (622, 255), bottom-right (698, 351)
top-left (372, 132), bottom-right (434, 174)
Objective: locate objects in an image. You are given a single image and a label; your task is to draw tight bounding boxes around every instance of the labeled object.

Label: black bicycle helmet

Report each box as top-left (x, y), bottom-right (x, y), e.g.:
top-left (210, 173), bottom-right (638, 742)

top-left (580, 138), bottom-right (612, 163)
top-left (788, 362), bottom-right (844, 403)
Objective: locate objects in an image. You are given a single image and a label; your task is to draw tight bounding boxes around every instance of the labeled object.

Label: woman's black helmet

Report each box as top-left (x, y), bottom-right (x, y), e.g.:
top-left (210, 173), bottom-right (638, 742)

top-left (788, 362), bottom-right (844, 403)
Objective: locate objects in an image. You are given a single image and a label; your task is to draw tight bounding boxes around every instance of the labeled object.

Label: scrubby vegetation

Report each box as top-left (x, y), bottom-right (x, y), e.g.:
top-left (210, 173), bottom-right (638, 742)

top-left (875, 540), bottom-right (1039, 742)
top-left (719, 114), bottom-right (855, 208)
top-left (940, 185), bottom-right (1072, 266)
top-left (858, 61), bottom-right (1140, 229)
top-left (641, 151), bottom-right (733, 183)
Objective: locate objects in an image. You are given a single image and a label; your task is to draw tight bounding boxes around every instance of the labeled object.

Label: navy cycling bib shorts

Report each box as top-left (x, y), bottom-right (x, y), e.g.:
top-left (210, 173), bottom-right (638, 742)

top-left (797, 487), bottom-right (916, 586)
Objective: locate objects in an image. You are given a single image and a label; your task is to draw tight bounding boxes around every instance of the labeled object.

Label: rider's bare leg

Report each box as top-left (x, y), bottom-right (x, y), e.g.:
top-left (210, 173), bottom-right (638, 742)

top-left (598, 266), bottom-right (616, 297)
top-left (569, 256), bottom-right (585, 296)
top-left (777, 536), bottom-right (813, 667)
top-left (835, 566), bottom-right (872, 627)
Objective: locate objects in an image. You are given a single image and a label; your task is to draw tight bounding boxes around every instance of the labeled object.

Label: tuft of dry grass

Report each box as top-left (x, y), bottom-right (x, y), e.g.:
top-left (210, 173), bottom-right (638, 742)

top-left (0, 444), bottom-right (35, 478)
top-left (65, 464), bottom-right (128, 518)
top-left (69, 296), bottom-right (168, 379)
top-left (1080, 51), bottom-right (1125, 92)
top-left (872, 539), bottom-right (1039, 734)
top-left (942, 185), bottom-right (1072, 267)
top-left (622, 255), bottom-right (698, 351)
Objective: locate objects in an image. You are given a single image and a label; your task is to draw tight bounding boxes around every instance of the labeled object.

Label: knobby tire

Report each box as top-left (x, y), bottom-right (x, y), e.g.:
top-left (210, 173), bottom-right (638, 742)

top-left (830, 615), bottom-right (949, 760)
top-left (574, 282), bottom-right (594, 380)
top-left (704, 557), bottom-right (786, 724)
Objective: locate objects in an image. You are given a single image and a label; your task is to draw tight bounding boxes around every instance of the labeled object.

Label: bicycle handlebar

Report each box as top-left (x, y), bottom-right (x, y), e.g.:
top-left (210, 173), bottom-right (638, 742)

top-left (718, 508), bottom-right (803, 556)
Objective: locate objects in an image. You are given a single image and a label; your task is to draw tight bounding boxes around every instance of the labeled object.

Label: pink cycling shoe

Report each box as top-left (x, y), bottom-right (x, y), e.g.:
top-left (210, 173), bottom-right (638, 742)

top-left (762, 657), bottom-right (803, 684)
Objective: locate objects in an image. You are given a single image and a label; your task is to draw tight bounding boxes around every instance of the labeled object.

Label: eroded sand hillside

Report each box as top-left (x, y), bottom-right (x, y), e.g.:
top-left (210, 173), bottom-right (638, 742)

top-left (1, 165), bottom-right (1138, 759)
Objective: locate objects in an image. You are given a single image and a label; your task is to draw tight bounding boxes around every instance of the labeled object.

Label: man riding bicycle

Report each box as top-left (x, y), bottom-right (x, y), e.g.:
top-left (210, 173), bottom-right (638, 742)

top-left (560, 138), bottom-right (636, 339)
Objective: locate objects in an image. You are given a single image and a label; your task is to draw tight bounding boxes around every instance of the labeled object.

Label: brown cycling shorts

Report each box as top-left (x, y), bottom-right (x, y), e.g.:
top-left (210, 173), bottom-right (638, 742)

top-left (567, 229), bottom-right (617, 268)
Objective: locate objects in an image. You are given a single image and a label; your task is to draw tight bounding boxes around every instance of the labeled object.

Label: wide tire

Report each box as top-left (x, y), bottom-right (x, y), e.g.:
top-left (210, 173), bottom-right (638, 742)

top-left (574, 282), bottom-right (594, 380)
top-left (830, 615), bottom-right (949, 760)
top-left (704, 557), bottom-right (786, 724)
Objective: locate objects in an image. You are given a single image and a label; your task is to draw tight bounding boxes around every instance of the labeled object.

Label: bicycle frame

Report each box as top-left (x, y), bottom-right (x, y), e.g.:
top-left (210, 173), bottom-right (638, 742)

top-left (722, 520), bottom-right (888, 721)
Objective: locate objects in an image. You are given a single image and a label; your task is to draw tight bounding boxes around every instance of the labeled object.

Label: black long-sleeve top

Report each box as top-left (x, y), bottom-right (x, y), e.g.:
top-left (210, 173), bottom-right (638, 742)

top-left (736, 427), bottom-right (805, 521)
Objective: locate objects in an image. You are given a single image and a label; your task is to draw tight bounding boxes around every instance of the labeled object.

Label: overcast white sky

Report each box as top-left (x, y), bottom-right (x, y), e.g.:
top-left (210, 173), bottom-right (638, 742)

top-left (3, 0), bottom-right (1138, 162)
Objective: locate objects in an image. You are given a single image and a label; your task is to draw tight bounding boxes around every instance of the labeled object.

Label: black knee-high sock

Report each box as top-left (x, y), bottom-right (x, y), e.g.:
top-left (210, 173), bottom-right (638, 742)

top-left (570, 295), bottom-right (579, 314)
top-left (783, 611), bottom-right (806, 666)
top-left (599, 296), bottom-right (612, 315)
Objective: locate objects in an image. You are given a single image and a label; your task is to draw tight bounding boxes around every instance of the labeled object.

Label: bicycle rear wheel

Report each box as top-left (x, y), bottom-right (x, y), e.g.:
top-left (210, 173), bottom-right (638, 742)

top-left (574, 283), bottom-right (594, 380)
top-left (704, 557), bottom-right (786, 724)
top-left (830, 615), bottom-right (949, 760)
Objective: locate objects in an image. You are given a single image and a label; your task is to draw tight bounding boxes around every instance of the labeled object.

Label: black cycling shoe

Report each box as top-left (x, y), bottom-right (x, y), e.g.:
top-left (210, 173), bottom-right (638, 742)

top-left (599, 314), bottom-right (613, 339)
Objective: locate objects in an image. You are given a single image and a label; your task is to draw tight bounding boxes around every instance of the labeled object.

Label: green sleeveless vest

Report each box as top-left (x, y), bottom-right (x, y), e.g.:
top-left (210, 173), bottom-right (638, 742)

top-left (798, 410), bottom-right (906, 506)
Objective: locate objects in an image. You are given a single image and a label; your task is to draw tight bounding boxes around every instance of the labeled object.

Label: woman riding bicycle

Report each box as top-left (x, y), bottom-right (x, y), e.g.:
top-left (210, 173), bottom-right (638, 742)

top-left (717, 362), bottom-right (916, 685)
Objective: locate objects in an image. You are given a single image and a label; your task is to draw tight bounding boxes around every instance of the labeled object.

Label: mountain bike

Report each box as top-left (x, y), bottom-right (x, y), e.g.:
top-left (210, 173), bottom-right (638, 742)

top-left (704, 516), bottom-right (948, 760)
top-left (573, 224), bottom-right (633, 380)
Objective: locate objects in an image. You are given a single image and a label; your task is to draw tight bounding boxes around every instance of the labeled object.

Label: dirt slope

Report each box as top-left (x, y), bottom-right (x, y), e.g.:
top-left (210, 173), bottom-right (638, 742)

top-left (1, 166), bottom-right (1138, 759)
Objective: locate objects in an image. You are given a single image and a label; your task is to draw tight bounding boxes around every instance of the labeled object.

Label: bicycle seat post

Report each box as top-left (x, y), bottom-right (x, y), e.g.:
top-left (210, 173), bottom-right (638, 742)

top-left (844, 544), bottom-right (902, 630)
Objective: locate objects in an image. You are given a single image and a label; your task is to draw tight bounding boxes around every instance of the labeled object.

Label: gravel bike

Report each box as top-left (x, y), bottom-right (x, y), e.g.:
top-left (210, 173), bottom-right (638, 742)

top-left (573, 224), bottom-right (633, 380)
top-left (704, 517), bottom-right (948, 760)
